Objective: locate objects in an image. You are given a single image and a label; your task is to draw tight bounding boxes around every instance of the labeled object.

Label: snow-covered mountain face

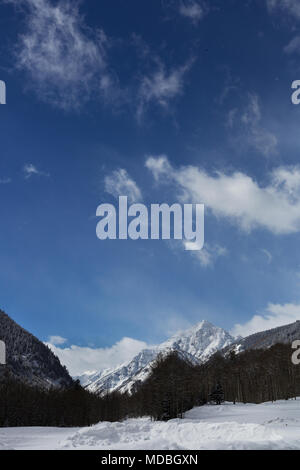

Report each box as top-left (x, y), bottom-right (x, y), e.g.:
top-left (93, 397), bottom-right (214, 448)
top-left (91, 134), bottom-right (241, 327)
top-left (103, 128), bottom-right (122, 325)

top-left (222, 320), bottom-right (300, 356)
top-left (159, 320), bottom-right (234, 361)
top-left (81, 321), bottom-right (234, 395)
top-left (83, 348), bottom-right (159, 395)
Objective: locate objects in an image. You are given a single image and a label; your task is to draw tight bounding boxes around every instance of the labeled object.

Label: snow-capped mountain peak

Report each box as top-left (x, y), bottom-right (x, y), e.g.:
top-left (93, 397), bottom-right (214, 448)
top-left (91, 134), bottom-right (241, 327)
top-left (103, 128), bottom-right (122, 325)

top-left (159, 320), bottom-right (233, 361)
top-left (79, 320), bottom-right (234, 395)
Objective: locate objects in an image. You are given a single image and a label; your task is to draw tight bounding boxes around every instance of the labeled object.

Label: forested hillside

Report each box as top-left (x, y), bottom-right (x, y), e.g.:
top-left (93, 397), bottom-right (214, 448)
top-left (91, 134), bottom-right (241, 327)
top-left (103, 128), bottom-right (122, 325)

top-left (1, 342), bottom-right (299, 426)
top-left (0, 310), bottom-right (73, 389)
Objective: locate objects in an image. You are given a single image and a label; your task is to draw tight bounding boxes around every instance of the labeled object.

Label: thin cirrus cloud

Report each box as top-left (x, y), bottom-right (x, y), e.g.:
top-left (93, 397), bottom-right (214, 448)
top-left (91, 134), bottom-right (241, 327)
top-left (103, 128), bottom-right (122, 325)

top-left (267, 2), bottom-right (300, 54)
top-left (261, 248), bottom-right (273, 264)
top-left (23, 163), bottom-right (49, 179)
top-left (6, 0), bottom-right (196, 116)
top-left (231, 302), bottom-right (300, 337)
top-left (7, 0), bottom-right (111, 110)
top-left (104, 168), bottom-right (142, 203)
top-left (46, 336), bottom-right (150, 376)
top-left (137, 60), bottom-right (194, 120)
top-left (284, 36), bottom-right (300, 54)
top-left (145, 155), bottom-right (300, 235)
top-left (0, 177), bottom-right (11, 184)
top-left (178, 0), bottom-right (207, 24)
top-left (184, 242), bottom-right (228, 267)
top-left (227, 93), bottom-right (278, 158)
top-left (266, 0), bottom-right (300, 19)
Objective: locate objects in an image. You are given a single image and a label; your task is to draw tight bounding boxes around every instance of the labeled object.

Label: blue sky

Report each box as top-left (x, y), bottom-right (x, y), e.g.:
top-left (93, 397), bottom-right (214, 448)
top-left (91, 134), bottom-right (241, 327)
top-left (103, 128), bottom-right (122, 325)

top-left (1, 0), bottom-right (300, 375)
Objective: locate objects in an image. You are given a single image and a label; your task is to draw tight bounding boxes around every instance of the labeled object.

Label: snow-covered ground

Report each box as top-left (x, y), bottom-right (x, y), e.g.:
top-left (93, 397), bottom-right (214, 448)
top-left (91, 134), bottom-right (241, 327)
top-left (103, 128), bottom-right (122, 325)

top-left (1, 399), bottom-right (300, 450)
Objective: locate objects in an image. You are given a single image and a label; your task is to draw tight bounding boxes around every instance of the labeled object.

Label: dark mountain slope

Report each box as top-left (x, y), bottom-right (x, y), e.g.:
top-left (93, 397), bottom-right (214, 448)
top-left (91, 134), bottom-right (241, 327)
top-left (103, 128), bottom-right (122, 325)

top-left (0, 309), bottom-right (73, 389)
top-left (223, 320), bottom-right (300, 355)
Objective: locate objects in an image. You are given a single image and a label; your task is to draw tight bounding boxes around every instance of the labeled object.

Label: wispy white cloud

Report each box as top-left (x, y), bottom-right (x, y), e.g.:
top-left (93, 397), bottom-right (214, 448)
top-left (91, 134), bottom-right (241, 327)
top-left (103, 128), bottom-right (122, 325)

top-left (227, 93), bottom-right (278, 157)
top-left (23, 163), bottom-right (49, 179)
top-left (145, 154), bottom-right (172, 181)
top-left (284, 36), bottom-right (300, 54)
top-left (272, 166), bottom-right (300, 197)
top-left (261, 248), bottom-right (272, 264)
top-left (137, 60), bottom-right (193, 120)
top-left (23, 163), bottom-right (39, 178)
top-left (48, 335), bottom-right (67, 346)
top-left (179, 0), bottom-right (207, 24)
top-left (217, 67), bottom-right (240, 106)
top-left (104, 168), bottom-right (142, 203)
top-left (0, 177), bottom-right (11, 184)
top-left (7, 0), bottom-right (194, 117)
top-left (226, 108), bottom-right (238, 128)
top-left (231, 302), bottom-right (300, 337)
top-left (7, 0), bottom-right (111, 110)
top-left (269, 3), bottom-right (300, 56)
top-left (266, 0), bottom-right (300, 19)
top-left (184, 242), bottom-right (227, 267)
top-left (146, 155), bottom-right (300, 235)
top-left (158, 314), bottom-right (192, 337)
top-left (46, 336), bottom-right (150, 376)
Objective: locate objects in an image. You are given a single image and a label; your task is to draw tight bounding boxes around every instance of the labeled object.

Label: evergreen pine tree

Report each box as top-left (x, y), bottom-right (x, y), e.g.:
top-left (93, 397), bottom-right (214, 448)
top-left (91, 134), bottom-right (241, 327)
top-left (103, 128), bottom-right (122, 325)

top-left (209, 382), bottom-right (224, 405)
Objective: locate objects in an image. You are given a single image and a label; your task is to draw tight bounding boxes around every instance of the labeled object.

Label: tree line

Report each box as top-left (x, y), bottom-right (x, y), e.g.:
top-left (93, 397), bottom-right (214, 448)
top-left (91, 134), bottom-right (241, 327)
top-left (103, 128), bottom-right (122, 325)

top-left (0, 342), bottom-right (299, 426)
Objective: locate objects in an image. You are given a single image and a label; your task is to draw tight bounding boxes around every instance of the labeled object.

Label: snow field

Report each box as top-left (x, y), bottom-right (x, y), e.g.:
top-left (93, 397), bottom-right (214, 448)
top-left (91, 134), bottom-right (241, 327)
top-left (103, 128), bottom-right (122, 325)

top-left (1, 399), bottom-right (300, 450)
